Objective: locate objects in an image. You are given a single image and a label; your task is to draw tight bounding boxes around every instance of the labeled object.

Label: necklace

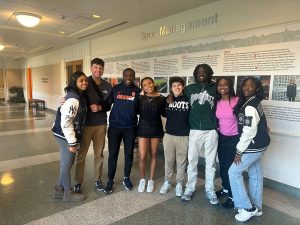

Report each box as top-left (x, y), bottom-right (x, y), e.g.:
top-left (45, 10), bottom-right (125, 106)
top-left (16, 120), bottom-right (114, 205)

top-left (146, 95), bottom-right (154, 102)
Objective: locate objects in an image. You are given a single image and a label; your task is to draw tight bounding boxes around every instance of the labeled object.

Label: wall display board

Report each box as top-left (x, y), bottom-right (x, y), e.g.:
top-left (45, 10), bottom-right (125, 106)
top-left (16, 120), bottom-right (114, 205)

top-left (103, 22), bottom-right (300, 137)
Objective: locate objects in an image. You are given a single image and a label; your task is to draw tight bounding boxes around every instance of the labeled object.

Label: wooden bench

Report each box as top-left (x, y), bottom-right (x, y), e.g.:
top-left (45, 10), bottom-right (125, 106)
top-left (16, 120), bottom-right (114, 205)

top-left (28, 99), bottom-right (46, 110)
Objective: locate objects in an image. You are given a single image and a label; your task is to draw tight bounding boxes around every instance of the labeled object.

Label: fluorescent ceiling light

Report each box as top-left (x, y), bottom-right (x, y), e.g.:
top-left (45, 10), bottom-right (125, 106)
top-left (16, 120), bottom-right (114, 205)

top-left (0, 44), bottom-right (4, 51)
top-left (92, 14), bottom-right (100, 18)
top-left (15, 12), bottom-right (42, 27)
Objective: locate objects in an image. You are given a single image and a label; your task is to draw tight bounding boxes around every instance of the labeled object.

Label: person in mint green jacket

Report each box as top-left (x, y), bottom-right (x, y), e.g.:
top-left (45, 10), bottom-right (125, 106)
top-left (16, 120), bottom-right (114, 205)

top-left (181, 64), bottom-right (219, 205)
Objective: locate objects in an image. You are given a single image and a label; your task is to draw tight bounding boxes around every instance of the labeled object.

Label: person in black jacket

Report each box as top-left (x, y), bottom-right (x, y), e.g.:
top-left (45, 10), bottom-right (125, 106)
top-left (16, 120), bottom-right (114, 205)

top-left (104, 68), bottom-right (141, 194)
top-left (73, 58), bottom-right (112, 193)
top-left (287, 79), bottom-right (297, 102)
top-left (229, 77), bottom-right (270, 222)
top-left (52, 71), bottom-right (88, 203)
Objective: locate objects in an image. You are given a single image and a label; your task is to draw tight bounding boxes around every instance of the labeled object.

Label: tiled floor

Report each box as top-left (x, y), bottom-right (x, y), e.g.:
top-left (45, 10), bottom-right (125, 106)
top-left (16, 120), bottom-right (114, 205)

top-left (0, 102), bottom-right (299, 225)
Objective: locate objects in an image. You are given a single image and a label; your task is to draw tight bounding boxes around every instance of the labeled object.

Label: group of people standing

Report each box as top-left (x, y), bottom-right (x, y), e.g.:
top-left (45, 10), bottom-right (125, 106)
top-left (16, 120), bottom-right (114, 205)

top-left (51, 58), bottom-right (270, 223)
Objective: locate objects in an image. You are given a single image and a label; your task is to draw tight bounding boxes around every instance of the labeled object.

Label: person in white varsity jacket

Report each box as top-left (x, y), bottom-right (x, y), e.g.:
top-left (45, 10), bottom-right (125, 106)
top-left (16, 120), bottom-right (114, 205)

top-left (52, 71), bottom-right (88, 203)
top-left (229, 77), bottom-right (270, 222)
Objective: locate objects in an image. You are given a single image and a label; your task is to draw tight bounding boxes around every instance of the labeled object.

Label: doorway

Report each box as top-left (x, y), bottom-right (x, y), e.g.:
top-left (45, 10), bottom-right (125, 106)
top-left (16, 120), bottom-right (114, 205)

top-left (65, 60), bottom-right (83, 85)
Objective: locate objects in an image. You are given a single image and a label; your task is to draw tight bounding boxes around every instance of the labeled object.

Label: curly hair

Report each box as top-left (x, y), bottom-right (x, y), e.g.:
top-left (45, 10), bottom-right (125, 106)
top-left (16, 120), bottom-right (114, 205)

top-left (193, 64), bottom-right (214, 83)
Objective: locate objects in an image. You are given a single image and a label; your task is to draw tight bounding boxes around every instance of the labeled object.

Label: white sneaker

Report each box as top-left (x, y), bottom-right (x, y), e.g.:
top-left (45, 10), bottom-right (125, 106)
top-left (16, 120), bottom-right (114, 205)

top-left (181, 189), bottom-right (193, 201)
top-left (147, 180), bottom-right (154, 193)
top-left (255, 211), bottom-right (263, 216)
top-left (206, 191), bottom-right (219, 205)
top-left (175, 183), bottom-right (183, 197)
top-left (238, 208), bottom-right (262, 216)
top-left (235, 207), bottom-right (258, 222)
top-left (138, 179), bottom-right (146, 192)
top-left (159, 181), bottom-right (171, 194)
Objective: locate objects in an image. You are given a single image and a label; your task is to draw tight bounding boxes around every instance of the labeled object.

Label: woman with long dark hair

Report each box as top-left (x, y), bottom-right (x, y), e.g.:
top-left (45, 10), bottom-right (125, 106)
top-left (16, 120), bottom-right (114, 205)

top-left (52, 71), bottom-right (88, 203)
top-left (215, 77), bottom-right (239, 208)
top-left (229, 77), bottom-right (270, 222)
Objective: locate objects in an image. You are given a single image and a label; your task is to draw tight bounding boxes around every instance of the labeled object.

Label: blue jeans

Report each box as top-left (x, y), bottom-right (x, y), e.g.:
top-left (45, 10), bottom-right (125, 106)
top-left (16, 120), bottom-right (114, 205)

top-left (228, 152), bottom-right (264, 211)
top-left (55, 137), bottom-right (76, 190)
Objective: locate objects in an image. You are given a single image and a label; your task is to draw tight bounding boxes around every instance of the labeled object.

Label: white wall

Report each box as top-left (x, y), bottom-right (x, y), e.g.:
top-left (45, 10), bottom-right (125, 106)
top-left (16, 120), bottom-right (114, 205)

top-left (90, 0), bottom-right (300, 57)
top-left (264, 132), bottom-right (300, 188)
top-left (23, 41), bottom-right (91, 110)
top-left (21, 0), bottom-right (300, 189)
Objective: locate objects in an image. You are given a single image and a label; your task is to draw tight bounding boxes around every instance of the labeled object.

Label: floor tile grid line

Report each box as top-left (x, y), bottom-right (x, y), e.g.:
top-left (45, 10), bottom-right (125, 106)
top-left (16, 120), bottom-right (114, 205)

top-left (0, 116), bottom-right (55, 123)
top-left (0, 127), bottom-right (53, 136)
top-left (263, 186), bottom-right (300, 220)
top-left (0, 109), bottom-right (33, 113)
top-left (1, 151), bottom-right (300, 222)
top-left (0, 148), bottom-right (96, 171)
top-left (0, 107), bottom-right (55, 114)
top-left (0, 105), bottom-right (26, 108)
top-left (24, 178), bottom-right (205, 225)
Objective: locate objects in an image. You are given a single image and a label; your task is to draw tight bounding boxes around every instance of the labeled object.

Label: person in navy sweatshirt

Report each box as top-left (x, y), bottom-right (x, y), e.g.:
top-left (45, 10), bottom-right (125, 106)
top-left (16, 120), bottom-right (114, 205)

top-left (104, 68), bottom-right (141, 194)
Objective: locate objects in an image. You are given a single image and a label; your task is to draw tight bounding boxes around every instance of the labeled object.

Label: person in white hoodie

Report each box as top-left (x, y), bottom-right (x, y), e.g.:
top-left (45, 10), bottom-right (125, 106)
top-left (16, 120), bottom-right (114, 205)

top-left (52, 71), bottom-right (88, 203)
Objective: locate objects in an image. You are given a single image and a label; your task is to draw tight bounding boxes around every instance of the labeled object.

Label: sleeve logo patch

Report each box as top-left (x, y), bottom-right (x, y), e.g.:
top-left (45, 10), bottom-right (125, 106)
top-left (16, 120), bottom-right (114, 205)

top-left (244, 116), bottom-right (253, 127)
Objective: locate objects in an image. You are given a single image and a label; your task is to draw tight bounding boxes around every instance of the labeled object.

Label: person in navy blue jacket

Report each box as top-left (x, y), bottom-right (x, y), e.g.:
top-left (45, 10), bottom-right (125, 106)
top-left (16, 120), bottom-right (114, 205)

top-left (104, 68), bottom-right (141, 194)
top-left (229, 77), bottom-right (270, 222)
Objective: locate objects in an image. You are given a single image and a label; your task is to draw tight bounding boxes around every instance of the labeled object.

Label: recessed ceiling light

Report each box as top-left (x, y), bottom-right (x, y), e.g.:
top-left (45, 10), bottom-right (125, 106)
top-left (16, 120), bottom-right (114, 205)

top-left (92, 14), bottom-right (100, 18)
top-left (59, 31), bottom-right (65, 34)
top-left (0, 44), bottom-right (5, 51)
top-left (15, 12), bottom-right (42, 27)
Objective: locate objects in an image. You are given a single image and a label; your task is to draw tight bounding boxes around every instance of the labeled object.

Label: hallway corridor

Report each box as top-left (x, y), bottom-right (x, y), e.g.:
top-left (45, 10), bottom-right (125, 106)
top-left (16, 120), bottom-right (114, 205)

top-left (0, 103), bottom-right (299, 225)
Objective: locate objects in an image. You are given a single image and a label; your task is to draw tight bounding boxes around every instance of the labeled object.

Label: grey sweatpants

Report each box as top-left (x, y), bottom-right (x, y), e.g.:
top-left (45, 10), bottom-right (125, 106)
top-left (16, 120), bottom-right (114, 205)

top-left (55, 137), bottom-right (76, 190)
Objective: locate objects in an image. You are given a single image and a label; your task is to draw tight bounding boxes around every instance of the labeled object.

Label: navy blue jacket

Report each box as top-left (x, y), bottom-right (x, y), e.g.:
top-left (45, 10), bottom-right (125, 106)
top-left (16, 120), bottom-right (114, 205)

top-left (84, 76), bottom-right (112, 126)
top-left (109, 82), bottom-right (141, 128)
top-left (236, 96), bottom-right (270, 154)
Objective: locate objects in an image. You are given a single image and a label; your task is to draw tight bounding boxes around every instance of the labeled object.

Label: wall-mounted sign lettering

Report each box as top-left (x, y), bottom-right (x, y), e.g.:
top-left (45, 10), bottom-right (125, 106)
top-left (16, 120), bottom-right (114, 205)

top-left (140, 13), bottom-right (218, 41)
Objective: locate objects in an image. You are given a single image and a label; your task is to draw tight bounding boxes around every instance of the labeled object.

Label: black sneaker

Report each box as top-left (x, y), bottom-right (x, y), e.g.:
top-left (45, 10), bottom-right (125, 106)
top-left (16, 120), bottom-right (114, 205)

top-left (123, 177), bottom-right (133, 190)
top-left (104, 180), bottom-right (114, 194)
top-left (73, 183), bottom-right (82, 193)
top-left (215, 189), bottom-right (228, 198)
top-left (222, 197), bottom-right (234, 209)
top-left (95, 180), bottom-right (104, 191)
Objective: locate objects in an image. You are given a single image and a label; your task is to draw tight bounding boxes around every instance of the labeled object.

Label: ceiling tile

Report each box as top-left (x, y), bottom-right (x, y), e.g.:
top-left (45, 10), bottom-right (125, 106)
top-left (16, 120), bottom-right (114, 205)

top-left (0, 0), bottom-right (21, 10)
top-left (71, 16), bottom-right (99, 25)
